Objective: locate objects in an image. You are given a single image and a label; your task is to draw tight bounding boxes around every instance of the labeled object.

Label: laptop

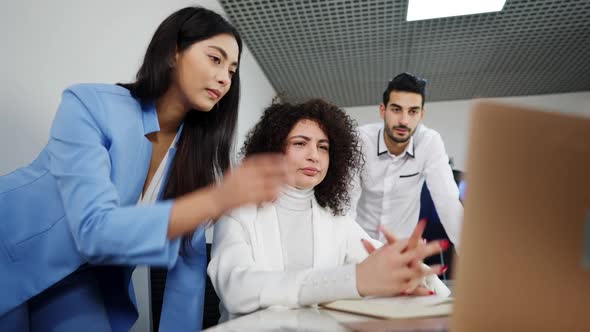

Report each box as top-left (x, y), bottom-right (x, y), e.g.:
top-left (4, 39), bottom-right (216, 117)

top-left (451, 101), bottom-right (590, 331)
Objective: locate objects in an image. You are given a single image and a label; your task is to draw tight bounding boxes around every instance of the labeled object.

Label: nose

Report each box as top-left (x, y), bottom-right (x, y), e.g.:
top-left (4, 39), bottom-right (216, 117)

top-left (399, 112), bottom-right (410, 126)
top-left (306, 146), bottom-right (319, 162)
top-left (216, 69), bottom-right (231, 86)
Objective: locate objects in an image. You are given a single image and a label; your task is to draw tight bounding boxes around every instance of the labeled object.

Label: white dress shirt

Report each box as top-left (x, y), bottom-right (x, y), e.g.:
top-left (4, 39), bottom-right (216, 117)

top-left (349, 122), bottom-right (463, 246)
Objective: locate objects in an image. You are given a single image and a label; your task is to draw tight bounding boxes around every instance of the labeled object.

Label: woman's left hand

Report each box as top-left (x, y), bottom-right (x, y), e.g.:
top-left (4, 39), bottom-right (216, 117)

top-left (361, 219), bottom-right (447, 296)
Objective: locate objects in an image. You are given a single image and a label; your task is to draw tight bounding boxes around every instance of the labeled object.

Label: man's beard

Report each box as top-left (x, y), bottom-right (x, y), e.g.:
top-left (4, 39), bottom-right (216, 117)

top-left (385, 125), bottom-right (414, 143)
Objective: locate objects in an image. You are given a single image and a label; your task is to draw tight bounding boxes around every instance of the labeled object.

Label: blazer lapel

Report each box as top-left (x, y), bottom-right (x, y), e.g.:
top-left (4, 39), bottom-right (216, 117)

top-left (156, 124), bottom-right (183, 200)
top-left (253, 204), bottom-right (285, 271)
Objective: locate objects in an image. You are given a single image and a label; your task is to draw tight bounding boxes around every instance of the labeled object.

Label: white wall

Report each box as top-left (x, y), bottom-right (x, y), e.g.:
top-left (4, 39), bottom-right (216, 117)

top-left (0, 1), bottom-right (275, 331)
top-left (345, 91), bottom-right (590, 171)
top-left (0, 0), bottom-right (275, 175)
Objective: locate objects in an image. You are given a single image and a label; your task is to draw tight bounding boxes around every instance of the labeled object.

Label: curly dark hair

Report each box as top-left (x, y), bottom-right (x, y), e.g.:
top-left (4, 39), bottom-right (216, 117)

top-left (241, 99), bottom-right (364, 216)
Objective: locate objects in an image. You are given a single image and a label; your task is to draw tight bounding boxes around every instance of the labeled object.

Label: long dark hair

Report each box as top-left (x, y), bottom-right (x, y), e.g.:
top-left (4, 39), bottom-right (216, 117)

top-left (120, 7), bottom-right (243, 253)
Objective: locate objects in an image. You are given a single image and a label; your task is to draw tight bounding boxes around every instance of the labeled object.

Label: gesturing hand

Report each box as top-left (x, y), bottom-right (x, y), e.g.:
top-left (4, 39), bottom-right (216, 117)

top-left (215, 153), bottom-right (288, 211)
top-left (357, 220), bottom-right (448, 297)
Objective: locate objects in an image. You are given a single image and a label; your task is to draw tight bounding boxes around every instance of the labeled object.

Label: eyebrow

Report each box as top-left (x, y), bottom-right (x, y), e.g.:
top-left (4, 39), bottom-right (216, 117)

top-left (208, 45), bottom-right (239, 67)
top-left (289, 135), bottom-right (329, 144)
top-left (390, 103), bottom-right (422, 110)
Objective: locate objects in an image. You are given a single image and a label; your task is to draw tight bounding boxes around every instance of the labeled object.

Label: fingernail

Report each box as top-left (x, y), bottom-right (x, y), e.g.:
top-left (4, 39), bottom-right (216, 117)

top-left (422, 238), bottom-right (427, 244)
top-left (441, 265), bottom-right (448, 274)
top-left (439, 240), bottom-right (450, 251)
top-left (429, 290), bottom-right (435, 295)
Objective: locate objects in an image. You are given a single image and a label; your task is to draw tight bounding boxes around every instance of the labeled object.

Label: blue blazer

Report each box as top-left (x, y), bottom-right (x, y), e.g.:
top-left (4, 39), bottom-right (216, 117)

top-left (0, 84), bottom-right (206, 331)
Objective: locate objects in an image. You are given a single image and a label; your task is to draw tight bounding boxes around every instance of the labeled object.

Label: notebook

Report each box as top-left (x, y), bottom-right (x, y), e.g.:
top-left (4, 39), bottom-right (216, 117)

top-left (321, 295), bottom-right (452, 319)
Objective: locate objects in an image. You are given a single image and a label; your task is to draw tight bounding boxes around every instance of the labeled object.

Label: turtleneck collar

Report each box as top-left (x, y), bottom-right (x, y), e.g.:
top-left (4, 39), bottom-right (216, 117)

top-left (275, 185), bottom-right (314, 211)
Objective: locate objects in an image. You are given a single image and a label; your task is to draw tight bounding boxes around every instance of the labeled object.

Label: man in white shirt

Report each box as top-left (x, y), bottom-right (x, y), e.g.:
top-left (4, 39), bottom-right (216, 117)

top-left (349, 73), bottom-right (463, 247)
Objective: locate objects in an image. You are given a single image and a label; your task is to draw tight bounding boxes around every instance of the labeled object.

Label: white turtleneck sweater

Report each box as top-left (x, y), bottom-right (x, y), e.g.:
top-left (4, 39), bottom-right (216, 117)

top-left (275, 186), bottom-right (360, 305)
top-left (275, 186), bottom-right (314, 271)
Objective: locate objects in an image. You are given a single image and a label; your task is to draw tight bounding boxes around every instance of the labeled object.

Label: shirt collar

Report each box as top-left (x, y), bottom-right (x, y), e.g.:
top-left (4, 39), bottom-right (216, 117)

top-left (377, 128), bottom-right (388, 156)
top-left (377, 125), bottom-right (416, 158)
top-left (406, 136), bottom-right (416, 158)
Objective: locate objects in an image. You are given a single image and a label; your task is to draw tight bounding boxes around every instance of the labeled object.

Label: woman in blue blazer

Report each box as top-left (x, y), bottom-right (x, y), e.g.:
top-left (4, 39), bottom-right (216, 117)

top-left (0, 6), bottom-right (286, 332)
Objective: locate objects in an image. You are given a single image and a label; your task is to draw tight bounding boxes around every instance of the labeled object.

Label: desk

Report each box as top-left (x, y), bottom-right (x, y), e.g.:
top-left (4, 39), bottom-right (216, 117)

top-left (205, 281), bottom-right (453, 331)
top-left (203, 307), bottom-right (449, 332)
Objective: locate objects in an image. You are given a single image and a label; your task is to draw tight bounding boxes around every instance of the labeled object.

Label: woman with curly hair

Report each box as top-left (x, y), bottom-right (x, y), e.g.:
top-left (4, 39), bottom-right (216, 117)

top-left (208, 99), bottom-right (450, 319)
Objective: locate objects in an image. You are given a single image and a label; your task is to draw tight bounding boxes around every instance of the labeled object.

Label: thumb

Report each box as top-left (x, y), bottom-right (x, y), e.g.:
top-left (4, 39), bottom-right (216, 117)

top-left (361, 239), bottom-right (376, 254)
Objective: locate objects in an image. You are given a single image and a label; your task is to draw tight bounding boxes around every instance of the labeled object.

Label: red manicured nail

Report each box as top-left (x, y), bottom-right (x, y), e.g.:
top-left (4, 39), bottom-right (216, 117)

top-left (439, 240), bottom-right (450, 251)
top-left (429, 290), bottom-right (435, 295)
top-left (441, 265), bottom-right (448, 274)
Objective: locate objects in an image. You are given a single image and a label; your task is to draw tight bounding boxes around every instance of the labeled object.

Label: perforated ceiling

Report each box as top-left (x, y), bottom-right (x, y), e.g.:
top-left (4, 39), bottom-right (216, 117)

top-left (220, 0), bottom-right (590, 106)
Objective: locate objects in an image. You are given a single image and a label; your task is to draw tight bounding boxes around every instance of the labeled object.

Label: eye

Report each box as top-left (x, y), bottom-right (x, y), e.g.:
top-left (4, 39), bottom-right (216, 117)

top-left (320, 145), bottom-right (330, 151)
top-left (410, 110), bottom-right (418, 115)
top-left (209, 55), bottom-right (221, 64)
top-left (392, 108), bottom-right (401, 113)
top-left (229, 70), bottom-right (236, 78)
top-left (293, 141), bottom-right (305, 146)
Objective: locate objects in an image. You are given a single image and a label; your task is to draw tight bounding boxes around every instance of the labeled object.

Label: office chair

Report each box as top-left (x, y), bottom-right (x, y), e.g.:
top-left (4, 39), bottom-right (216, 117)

top-left (149, 243), bottom-right (220, 331)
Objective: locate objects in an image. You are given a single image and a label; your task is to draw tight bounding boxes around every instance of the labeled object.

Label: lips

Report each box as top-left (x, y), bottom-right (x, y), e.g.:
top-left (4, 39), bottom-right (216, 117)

top-left (301, 167), bottom-right (320, 176)
top-left (206, 88), bottom-right (221, 99)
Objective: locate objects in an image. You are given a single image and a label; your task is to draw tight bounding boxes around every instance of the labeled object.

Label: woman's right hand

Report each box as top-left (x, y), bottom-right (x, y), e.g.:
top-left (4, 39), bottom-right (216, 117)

top-left (168, 154), bottom-right (287, 239)
top-left (214, 153), bottom-right (288, 212)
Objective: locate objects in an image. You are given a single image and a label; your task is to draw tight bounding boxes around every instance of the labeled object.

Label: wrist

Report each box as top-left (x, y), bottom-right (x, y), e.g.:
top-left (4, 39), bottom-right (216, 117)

top-left (355, 263), bottom-right (368, 297)
top-left (208, 184), bottom-right (232, 217)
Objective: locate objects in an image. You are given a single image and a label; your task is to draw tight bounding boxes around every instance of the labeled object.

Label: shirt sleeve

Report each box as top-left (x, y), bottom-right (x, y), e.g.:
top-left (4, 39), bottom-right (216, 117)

top-left (298, 265), bottom-right (360, 306)
top-left (347, 129), bottom-right (368, 221)
top-left (299, 216), bottom-right (384, 305)
top-left (423, 132), bottom-right (463, 249)
top-left (348, 170), bottom-right (363, 221)
top-left (47, 88), bottom-right (180, 267)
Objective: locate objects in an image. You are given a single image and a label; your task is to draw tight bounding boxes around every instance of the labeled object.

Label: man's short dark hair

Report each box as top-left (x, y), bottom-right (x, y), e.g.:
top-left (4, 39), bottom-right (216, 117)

top-left (382, 73), bottom-right (427, 107)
